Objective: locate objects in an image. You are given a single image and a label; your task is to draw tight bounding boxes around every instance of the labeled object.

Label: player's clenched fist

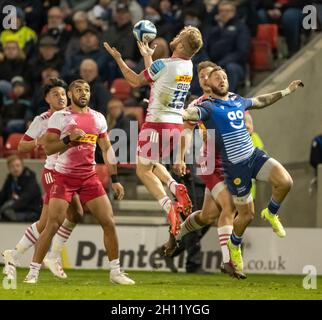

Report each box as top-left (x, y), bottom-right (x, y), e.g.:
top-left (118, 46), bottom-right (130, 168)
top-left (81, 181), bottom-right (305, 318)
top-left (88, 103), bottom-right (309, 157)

top-left (173, 162), bottom-right (186, 177)
top-left (287, 80), bottom-right (304, 92)
top-left (70, 128), bottom-right (86, 141)
top-left (112, 182), bottom-right (125, 200)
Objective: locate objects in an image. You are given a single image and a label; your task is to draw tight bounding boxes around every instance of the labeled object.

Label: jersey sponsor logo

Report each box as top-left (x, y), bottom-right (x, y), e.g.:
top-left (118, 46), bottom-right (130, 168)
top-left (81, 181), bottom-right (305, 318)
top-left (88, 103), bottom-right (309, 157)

top-left (233, 178), bottom-right (241, 185)
top-left (77, 134), bottom-right (98, 144)
top-left (227, 110), bottom-right (244, 129)
top-left (175, 75), bottom-right (192, 83)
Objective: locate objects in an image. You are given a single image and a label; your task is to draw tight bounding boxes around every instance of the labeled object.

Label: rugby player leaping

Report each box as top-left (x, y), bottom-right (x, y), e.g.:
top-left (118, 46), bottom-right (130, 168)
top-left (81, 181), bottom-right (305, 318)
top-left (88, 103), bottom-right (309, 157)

top-left (103, 27), bottom-right (203, 235)
top-left (183, 65), bottom-right (303, 278)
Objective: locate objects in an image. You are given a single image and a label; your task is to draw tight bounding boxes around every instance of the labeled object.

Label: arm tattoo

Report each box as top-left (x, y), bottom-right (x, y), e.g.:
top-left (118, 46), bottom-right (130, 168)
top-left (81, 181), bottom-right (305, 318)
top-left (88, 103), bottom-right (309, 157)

top-left (183, 107), bottom-right (200, 121)
top-left (250, 91), bottom-right (283, 109)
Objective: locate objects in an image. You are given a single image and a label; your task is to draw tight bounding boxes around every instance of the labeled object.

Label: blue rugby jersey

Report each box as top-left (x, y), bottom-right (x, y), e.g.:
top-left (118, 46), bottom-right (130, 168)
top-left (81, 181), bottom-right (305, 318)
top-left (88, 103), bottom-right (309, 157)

top-left (196, 93), bottom-right (254, 165)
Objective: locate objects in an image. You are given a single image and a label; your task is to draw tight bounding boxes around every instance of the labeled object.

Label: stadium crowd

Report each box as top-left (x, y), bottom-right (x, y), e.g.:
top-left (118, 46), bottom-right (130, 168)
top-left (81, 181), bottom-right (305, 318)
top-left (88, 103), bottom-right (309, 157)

top-left (0, 0), bottom-right (317, 141)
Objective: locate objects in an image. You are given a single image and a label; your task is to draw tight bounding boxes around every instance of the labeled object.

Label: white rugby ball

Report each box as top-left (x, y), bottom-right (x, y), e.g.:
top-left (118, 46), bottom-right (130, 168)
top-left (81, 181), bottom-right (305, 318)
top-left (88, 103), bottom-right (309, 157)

top-left (133, 20), bottom-right (157, 43)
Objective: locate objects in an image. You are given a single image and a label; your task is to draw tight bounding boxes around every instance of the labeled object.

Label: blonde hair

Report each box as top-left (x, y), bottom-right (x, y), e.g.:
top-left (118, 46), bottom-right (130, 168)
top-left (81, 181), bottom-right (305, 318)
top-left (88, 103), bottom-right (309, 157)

top-left (179, 26), bottom-right (203, 57)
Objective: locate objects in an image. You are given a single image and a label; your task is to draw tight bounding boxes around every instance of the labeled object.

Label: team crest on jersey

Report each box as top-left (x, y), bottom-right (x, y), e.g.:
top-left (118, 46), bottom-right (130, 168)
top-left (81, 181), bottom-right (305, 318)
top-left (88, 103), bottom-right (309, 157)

top-left (77, 134), bottom-right (97, 144)
top-left (233, 178), bottom-right (241, 185)
top-left (175, 75), bottom-right (192, 83)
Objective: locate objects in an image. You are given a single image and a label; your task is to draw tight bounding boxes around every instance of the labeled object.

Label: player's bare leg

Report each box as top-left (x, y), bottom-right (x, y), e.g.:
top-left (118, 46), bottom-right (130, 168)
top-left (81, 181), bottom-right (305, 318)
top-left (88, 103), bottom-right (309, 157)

top-left (24, 198), bottom-right (68, 283)
top-left (215, 186), bottom-right (236, 267)
top-left (2, 205), bottom-right (48, 280)
top-left (85, 195), bottom-right (134, 285)
top-left (152, 163), bottom-right (192, 215)
top-left (162, 190), bottom-right (219, 256)
top-left (259, 160), bottom-right (293, 237)
top-left (44, 195), bottom-right (82, 278)
top-left (136, 159), bottom-right (181, 235)
top-left (226, 200), bottom-right (254, 279)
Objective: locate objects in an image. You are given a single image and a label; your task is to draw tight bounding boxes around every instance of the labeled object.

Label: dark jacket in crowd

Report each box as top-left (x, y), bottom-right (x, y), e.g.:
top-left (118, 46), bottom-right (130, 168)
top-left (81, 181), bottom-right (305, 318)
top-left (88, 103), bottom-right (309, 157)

top-left (103, 22), bottom-right (137, 61)
top-left (256, 0), bottom-right (310, 10)
top-left (1, 93), bottom-right (31, 124)
top-left (88, 77), bottom-right (111, 115)
top-left (0, 167), bottom-right (42, 213)
top-left (206, 17), bottom-right (251, 67)
top-left (28, 52), bottom-right (64, 85)
top-left (0, 58), bottom-right (28, 82)
top-left (310, 135), bottom-right (322, 174)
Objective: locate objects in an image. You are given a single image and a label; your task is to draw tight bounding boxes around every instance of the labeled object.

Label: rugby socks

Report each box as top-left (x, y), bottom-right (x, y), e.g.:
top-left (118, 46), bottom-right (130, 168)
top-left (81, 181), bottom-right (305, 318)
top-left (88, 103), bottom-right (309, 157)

top-left (48, 219), bottom-right (76, 259)
top-left (268, 198), bottom-right (281, 215)
top-left (158, 196), bottom-right (172, 214)
top-left (109, 258), bottom-right (121, 272)
top-left (14, 222), bottom-right (40, 259)
top-left (175, 210), bottom-right (203, 241)
top-left (218, 225), bottom-right (233, 263)
top-left (230, 231), bottom-right (243, 247)
top-left (167, 179), bottom-right (178, 196)
top-left (28, 262), bottom-right (41, 276)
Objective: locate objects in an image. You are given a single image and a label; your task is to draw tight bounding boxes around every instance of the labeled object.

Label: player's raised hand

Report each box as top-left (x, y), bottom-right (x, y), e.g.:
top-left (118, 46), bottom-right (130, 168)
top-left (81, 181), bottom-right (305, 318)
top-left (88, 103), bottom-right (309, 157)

top-left (103, 42), bottom-right (122, 60)
top-left (70, 128), bottom-right (86, 141)
top-left (137, 41), bottom-right (157, 57)
top-left (287, 80), bottom-right (304, 92)
top-left (112, 182), bottom-right (125, 200)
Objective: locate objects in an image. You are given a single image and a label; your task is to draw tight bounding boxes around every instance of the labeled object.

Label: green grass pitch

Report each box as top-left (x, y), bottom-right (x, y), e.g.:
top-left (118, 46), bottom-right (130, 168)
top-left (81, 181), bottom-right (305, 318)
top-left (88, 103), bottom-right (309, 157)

top-left (1, 269), bottom-right (322, 300)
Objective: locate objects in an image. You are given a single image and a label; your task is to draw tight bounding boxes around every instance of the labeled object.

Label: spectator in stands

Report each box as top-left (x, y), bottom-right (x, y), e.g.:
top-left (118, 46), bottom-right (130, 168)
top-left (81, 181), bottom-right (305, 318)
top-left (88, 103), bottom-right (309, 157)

top-left (205, 0), bottom-right (251, 92)
top-left (29, 67), bottom-right (60, 119)
top-left (0, 7), bottom-right (37, 58)
top-left (103, 3), bottom-right (138, 65)
top-left (310, 133), bottom-right (322, 176)
top-left (28, 35), bottom-right (63, 86)
top-left (107, 98), bottom-right (132, 162)
top-left (1, 76), bottom-right (31, 137)
top-left (143, 1), bottom-right (177, 42)
top-left (111, 0), bottom-right (144, 25)
top-left (41, 6), bottom-right (73, 53)
top-left (159, 0), bottom-right (177, 25)
top-left (0, 40), bottom-right (28, 97)
top-left (0, 155), bottom-right (42, 222)
top-left (62, 27), bottom-right (114, 83)
top-left (256, 0), bottom-right (308, 57)
top-left (17, 0), bottom-right (46, 34)
top-left (60, 0), bottom-right (97, 16)
top-left (66, 11), bottom-right (93, 57)
top-left (79, 59), bottom-right (111, 115)
top-left (88, 0), bottom-right (113, 31)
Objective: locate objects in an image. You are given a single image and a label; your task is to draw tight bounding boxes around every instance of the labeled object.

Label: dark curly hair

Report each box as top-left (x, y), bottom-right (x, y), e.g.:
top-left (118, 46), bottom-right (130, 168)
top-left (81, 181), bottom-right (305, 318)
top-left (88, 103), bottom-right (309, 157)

top-left (43, 78), bottom-right (68, 97)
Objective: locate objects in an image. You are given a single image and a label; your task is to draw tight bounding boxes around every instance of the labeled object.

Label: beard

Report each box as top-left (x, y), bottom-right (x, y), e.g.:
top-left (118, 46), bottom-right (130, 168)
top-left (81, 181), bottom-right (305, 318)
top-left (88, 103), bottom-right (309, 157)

top-left (72, 93), bottom-right (88, 108)
top-left (209, 84), bottom-right (229, 97)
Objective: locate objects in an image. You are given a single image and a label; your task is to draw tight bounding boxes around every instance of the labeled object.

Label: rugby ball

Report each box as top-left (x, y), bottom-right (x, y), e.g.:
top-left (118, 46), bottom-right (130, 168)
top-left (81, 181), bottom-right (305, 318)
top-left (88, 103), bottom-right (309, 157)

top-left (133, 20), bottom-right (157, 43)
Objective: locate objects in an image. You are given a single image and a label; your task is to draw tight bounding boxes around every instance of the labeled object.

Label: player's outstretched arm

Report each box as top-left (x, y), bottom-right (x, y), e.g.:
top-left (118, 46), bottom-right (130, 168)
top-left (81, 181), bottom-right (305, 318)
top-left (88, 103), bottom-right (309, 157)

top-left (183, 107), bottom-right (201, 121)
top-left (98, 136), bottom-right (124, 200)
top-left (103, 41), bottom-right (148, 88)
top-left (137, 41), bottom-right (157, 68)
top-left (249, 80), bottom-right (304, 110)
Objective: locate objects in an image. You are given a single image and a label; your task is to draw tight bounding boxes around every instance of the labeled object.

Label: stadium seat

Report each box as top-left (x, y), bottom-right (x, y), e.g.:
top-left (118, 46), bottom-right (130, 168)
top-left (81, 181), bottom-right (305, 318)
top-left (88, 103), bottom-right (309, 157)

top-left (0, 136), bottom-right (3, 157)
top-left (110, 78), bottom-right (132, 100)
top-left (256, 24), bottom-right (279, 50)
top-left (95, 164), bottom-right (109, 190)
top-left (124, 106), bottom-right (145, 129)
top-left (250, 39), bottom-right (274, 71)
top-left (3, 133), bottom-right (25, 157)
